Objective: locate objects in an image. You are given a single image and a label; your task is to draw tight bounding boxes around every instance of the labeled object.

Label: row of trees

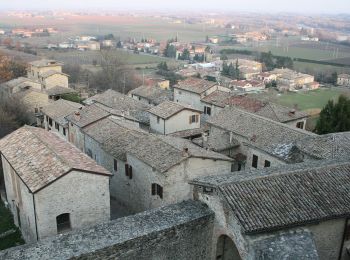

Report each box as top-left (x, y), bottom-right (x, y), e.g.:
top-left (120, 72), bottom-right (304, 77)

top-left (156, 62), bottom-right (183, 86)
top-left (259, 51), bottom-right (293, 71)
top-left (0, 52), bottom-right (27, 83)
top-left (222, 60), bottom-right (240, 80)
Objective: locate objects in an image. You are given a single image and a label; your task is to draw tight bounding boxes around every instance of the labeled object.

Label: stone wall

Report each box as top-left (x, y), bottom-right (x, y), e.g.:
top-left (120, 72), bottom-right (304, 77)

top-left (0, 201), bottom-right (214, 260)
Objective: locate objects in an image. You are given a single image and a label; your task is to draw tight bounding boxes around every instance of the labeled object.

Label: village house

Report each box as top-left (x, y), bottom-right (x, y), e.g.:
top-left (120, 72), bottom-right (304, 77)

top-left (201, 92), bottom-right (308, 129)
top-left (129, 85), bottom-right (173, 106)
top-left (230, 79), bottom-right (265, 92)
top-left (66, 102), bottom-right (139, 151)
top-left (0, 77), bottom-right (42, 98)
top-left (82, 117), bottom-right (234, 214)
top-left (0, 126), bottom-right (111, 243)
top-left (202, 106), bottom-right (314, 171)
top-left (190, 158), bottom-right (350, 260)
top-left (272, 68), bottom-right (317, 91)
top-left (84, 89), bottom-right (152, 129)
top-left (40, 99), bottom-right (83, 140)
top-left (173, 78), bottom-right (229, 115)
top-left (255, 71), bottom-right (277, 83)
top-left (337, 74), bottom-right (350, 87)
top-left (149, 101), bottom-right (202, 135)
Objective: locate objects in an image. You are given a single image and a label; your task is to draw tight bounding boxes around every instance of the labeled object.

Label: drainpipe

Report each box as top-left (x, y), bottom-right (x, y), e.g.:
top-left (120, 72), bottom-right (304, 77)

top-left (32, 193), bottom-right (39, 241)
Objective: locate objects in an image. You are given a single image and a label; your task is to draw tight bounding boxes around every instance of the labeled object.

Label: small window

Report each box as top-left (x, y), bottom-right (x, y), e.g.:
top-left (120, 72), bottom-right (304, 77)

top-left (114, 159), bottom-right (118, 172)
top-left (264, 160), bottom-right (271, 168)
top-left (49, 118), bottom-right (52, 126)
top-left (55, 122), bottom-right (59, 130)
top-left (157, 116), bottom-right (160, 124)
top-left (189, 114), bottom-right (199, 124)
top-left (237, 163), bottom-right (242, 171)
top-left (252, 154), bottom-right (258, 168)
top-left (56, 213), bottom-right (71, 234)
top-left (63, 128), bottom-right (66, 136)
top-left (151, 183), bottom-right (163, 199)
top-left (204, 106), bottom-right (211, 116)
top-left (125, 164), bottom-right (133, 179)
top-left (296, 121), bottom-right (304, 129)
top-left (34, 107), bottom-right (39, 113)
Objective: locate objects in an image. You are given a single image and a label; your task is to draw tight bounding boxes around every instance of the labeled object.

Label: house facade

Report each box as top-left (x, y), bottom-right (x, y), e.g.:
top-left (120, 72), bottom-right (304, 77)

top-left (338, 74), bottom-right (350, 87)
top-left (149, 101), bottom-right (202, 135)
top-left (0, 127), bottom-right (111, 243)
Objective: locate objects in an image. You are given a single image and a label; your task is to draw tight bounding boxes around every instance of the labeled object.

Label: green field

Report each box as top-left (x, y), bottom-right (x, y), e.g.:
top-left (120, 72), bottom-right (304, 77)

top-left (256, 88), bottom-right (350, 112)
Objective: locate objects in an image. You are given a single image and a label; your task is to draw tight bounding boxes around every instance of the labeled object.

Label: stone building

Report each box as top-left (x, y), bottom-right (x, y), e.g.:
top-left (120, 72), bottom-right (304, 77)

top-left (129, 85), bottom-right (173, 106)
top-left (201, 92), bottom-right (308, 129)
top-left (84, 89), bottom-right (152, 129)
top-left (82, 117), bottom-right (233, 214)
top-left (190, 159), bottom-right (350, 260)
top-left (337, 74), bottom-right (350, 87)
top-left (40, 99), bottom-right (83, 140)
top-left (202, 106), bottom-right (314, 170)
top-left (149, 101), bottom-right (202, 135)
top-left (66, 102), bottom-right (140, 151)
top-left (0, 126), bottom-right (111, 243)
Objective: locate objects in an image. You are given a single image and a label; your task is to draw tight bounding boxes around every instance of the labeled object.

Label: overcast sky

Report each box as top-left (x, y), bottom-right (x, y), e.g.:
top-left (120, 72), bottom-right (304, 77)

top-left (1, 0), bottom-right (350, 14)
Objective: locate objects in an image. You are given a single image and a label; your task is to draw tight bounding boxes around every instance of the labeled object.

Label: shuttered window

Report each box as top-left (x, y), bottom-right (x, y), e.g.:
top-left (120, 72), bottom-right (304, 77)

top-left (252, 155), bottom-right (258, 168)
top-left (114, 159), bottom-right (118, 172)
top-left (151, 183), bottom-right (163, 199)
top-left (125, 164), bottom-right (133, 179)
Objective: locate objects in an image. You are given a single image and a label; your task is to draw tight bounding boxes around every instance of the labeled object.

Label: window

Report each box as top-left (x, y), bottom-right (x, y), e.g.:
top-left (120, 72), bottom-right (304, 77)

top-left (49, 118), bottom-right (52, 126)
top-left (296, 121), bottom-right (304, 129)
top-left (63, 128), bottom-right (66, 136)
top-left (204, 106), bottom-right (211, 116)
top-left (114, 159), bottom-right (118, 172)
top-left (189, 114), bottom-right (199, 124)
top-left (157, 116), bottom-right (160, 124)
top-left (125, 164), bottom-right (133, 179)
top-left (151, 183), bottom-right (163, 199)
top-left (56, 213), bottom-right (71, 234)
top-left (34, 107), bottom-right (38, 113)
top-left (264, 160), bottom-right (271, 168)
top-left (55, 122), bottom-right (59, 130)
top-left (252, 154), bottom-right (258, 168)
top-left (237, 163), bottom-right (242, 171)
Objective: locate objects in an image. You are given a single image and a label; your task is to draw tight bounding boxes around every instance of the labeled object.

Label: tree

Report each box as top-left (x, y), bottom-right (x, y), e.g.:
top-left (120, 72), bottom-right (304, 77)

top-left (331, 72), bottom-right (338, 85)
top-left (157, 62), bottom-right (168, 71)
top-left (179, 49), bottom-right (190, 60)
top-left (63, 64), bottom-right (82, 84)
top-left (315, 95), bottom-right (350, 134)
top-left (164, 43), bottom-right (177, 58)
top-left (0, 52), bottom-right (27, 83)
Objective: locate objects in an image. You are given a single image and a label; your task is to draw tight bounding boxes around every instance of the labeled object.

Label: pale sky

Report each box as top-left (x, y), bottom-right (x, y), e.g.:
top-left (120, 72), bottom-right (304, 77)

top-left (1, 0), bottom-right (350, 14)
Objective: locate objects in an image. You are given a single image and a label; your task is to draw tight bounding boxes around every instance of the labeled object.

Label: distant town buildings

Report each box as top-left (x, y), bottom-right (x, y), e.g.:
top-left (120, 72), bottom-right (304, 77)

top-left (337, 74), bottom-right (350, 87)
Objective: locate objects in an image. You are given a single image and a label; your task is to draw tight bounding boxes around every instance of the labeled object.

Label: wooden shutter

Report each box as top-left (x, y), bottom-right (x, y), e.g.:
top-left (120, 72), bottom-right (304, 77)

top-left (151, 183), bottom-right (156, 195)
top-left (158, 185), bottom-right (163, 199)
top-left (195, 115), bottom-right (199, 123)
top-left (114, 159), bottom-right (118, 172)
top-left (128, 166), bottom-right (133, 179)
top-left (189, 116), bottom-right (192, 124)
top-left (125, 164), bottom-right (129, 176)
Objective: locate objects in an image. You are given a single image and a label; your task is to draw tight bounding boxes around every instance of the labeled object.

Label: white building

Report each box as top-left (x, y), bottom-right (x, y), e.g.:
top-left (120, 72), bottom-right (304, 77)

top-left (230, 80), bottom-right (265, 92)
top-left (337, 74), bottom-right (350, 87)
top-left (0, 126), bottom-right (111, 243)
top-left (149, 101), bottom-right (202, 135)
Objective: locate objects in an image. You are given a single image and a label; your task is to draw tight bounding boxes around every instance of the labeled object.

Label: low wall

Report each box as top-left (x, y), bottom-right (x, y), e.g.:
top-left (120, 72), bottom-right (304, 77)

top-left (0, 201), bottom-right (214, 260)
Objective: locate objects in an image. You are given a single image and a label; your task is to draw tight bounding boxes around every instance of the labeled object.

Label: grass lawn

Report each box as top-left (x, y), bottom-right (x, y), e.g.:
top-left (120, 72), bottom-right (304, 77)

top-left (255, 88), bottom-right (350, 112)
top-left (0, 200), bottom-right (25, 251)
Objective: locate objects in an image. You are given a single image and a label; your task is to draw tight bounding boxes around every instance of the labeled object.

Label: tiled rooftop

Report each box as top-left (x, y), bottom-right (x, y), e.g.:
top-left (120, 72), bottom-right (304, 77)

top-left (0, 126), bottom-right (111, 193)
top-left (29, 59), bottom-right (63, 67)
top-left (191, 159), bottom-right (350, 234)
top-left (129, 85), bottom-right (173, 105)
top-left (173, 78), bottom-right (217, 94)
top-left (41, 99), bottom-right (83, 126)
top-left (149, 101), bottom-right (201, 119)
top-left (84, 118), bottom-right (232, 173)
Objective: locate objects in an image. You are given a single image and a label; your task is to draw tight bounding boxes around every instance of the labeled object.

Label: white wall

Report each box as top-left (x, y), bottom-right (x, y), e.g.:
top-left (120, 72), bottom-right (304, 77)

top-left (149, 114), bottom-right (165, 134)
top-left (34, 170), bottom-right (110, 240)
top-left (43, 74), bottom-right (69, 89)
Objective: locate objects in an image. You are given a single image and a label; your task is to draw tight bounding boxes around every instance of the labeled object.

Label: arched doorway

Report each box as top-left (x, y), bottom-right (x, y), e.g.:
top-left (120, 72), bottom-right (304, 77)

top-left (216, 235), bottom-right (242, 260)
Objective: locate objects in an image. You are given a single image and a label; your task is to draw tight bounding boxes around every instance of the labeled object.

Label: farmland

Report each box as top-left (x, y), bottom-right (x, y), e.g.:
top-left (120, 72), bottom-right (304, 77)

top-left (254, 88), bottom-right (350, 112)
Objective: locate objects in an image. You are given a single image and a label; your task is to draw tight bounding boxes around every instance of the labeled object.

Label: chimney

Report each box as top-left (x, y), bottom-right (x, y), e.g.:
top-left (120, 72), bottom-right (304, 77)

top-left (182, 147), bottom-right (189, 157)
top-left (74, 111), bottom-right (81, 121)
top-left (289, 109), bottom-right (296, 116)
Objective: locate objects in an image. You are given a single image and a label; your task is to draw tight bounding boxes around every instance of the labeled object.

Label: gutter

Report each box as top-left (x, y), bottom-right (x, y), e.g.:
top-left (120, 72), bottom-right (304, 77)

top-left (32, 193), bottom-right (39, 241)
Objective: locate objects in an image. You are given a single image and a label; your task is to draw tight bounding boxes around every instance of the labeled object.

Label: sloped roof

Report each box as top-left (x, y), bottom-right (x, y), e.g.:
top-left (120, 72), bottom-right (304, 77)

top-left (202, 93), bottom-right (308, 123)
top-left (40, 70), bottom-right (68, 79)
top-left (46, 86), bottom-right (76, 96)
top-left (41, 99), bottom-right (83, 126)
top-left (206, 107), bottom-right (314, 161)
top-left (84, 118), bottom-right (232, 173)
top-left (296, 132), bottom-right (350, 160)
top-left (84, 89), bottom-right (151, 124)
top-left (0, 126), bottom-right (111, 193)
top-left (149, 101), bottom-right (201, 119)
top-left (173, 78), bottom-right (217, 94)
top-left (29, 59), bottom-right (63, 67)
top-left (1, 77), bottom-right (40, 90)
top-left (129, 85), bottom-right (173, 105)
top-left (191, 159), bottom-right (350, 235)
